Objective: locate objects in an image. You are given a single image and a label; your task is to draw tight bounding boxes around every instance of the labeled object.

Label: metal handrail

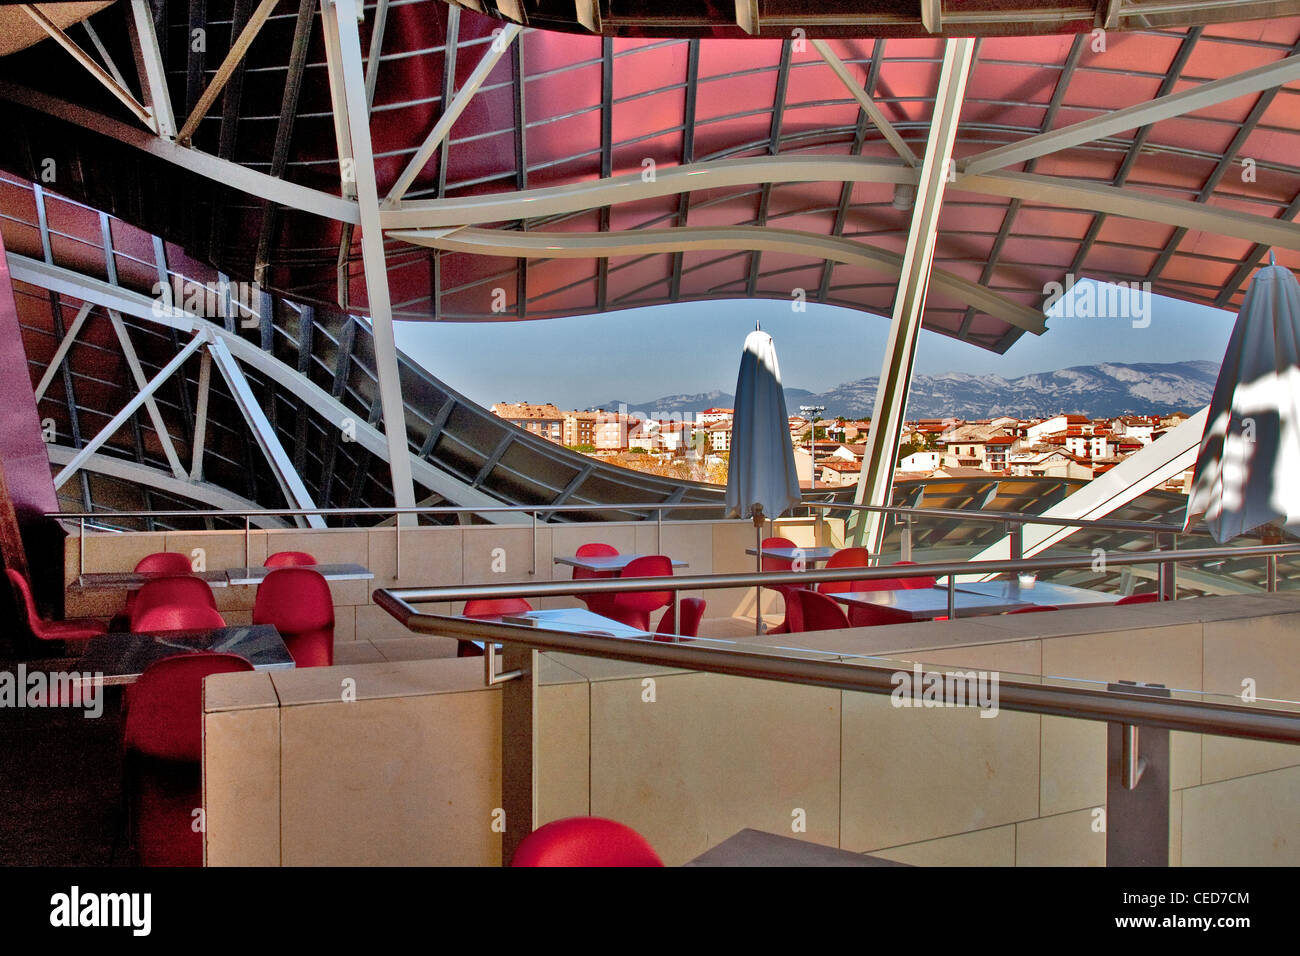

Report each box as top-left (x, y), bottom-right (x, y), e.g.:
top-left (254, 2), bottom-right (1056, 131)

top-left (378, 542), bottom-right (1300, 605)
top-left (373, 589), bottom-right (1300, 745)
top-left (47, 496), bottom-right (1213, 536)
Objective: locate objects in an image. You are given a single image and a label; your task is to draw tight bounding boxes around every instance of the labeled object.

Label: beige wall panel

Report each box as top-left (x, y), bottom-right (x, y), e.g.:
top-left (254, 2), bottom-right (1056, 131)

top-left (1181, 765), bottom-right (1300, 866)
top-left (589, 671), bottom-right (841, 866)
top-left (843, 692), bottom-right (1040, 851)
top-left (1015, 807), bottom-right (1106, 866)
top-left (280, 690), bottom-right (502, 865)
top-left (872, 824), bottom-right (1017, 866)
top-left (537, 681), bottom-right (591, 826)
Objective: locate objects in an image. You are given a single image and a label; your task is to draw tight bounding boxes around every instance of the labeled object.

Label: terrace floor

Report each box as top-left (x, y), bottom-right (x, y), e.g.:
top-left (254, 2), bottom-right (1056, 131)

top-left (0, 653), bottom-right (127, 866)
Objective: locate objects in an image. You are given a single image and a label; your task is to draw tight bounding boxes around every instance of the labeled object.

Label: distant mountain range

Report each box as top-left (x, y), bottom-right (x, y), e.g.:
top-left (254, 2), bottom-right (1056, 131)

top-left (600, 361), bottom-right (1219, 420)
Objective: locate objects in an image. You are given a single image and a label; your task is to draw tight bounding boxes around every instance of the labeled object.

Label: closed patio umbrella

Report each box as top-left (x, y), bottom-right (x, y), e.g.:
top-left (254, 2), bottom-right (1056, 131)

top-left (726, 329), bottom-right (802, 634)
top-left (725, 328), bottom-right (801, 523)
top-left (1185, 254), bottom-right (1300, 542)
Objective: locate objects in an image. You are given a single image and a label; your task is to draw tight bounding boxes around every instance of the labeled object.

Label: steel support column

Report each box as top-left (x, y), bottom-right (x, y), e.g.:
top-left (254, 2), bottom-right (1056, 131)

top-left (848, 38), bottom-right (975, 553)
top-left (325, 0), bottom-right (418, 521)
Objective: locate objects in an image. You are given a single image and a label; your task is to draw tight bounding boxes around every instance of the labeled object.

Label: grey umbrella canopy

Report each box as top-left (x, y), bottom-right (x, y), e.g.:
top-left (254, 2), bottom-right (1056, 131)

top-left (1185, 255), bottom-right (1300, 542)
top-left (725, 329), bottom-right (802, 521)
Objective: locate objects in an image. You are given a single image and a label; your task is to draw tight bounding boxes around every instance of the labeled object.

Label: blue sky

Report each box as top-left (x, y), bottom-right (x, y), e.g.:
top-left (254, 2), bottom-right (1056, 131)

top-left (395, 279), bottom-right (1235, 410)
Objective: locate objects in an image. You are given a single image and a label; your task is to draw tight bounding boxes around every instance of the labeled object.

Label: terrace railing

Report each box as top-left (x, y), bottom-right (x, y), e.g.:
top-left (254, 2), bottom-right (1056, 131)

top-left (373, 539), bottom-right (1300, 866)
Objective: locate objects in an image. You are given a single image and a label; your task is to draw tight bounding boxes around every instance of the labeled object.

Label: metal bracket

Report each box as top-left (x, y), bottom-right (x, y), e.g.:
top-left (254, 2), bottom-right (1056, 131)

top-left (1106, 680), bottom-right (1171, 867)
top-left (485, 644), bottom-right (523, 685)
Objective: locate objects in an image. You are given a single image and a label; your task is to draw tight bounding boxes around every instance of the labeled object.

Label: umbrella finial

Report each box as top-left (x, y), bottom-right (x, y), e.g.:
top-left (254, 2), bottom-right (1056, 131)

top-left (1270, 250), bottom-right (1277, 265)
top-left (756, 319), bottom-right (761, 331)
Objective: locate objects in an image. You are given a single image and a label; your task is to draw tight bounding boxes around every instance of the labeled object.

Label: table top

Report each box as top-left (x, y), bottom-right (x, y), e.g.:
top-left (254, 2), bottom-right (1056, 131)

top-left (685, 829), bottom-right (909, 867)
top-left (74, 570), bottom-right (231, 591)
top-left (225, 562), bottom-right (374, 585)
top-left (823, 586), bottom-right (1030, 619)
top-left (744, 546), bottom-right (840, 563)
top-left (554, 554), bottom-right (688, 572)
top-left (955, 579), bottom-right (1121, 609)
top-left (75, 624), bottom-right (294, 685)
top-left (462, 607), bottom-right (650, 648)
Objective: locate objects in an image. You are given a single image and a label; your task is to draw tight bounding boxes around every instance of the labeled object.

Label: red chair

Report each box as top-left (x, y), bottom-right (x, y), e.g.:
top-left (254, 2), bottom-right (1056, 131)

top-left (817, 547), bottom-right (871, 593)
top-left (759, 536), bottom-right (807, 635)
top-left (264, 551), bottom-right (318, 568)
top-left (607, 555), bottom-right (674, 631)
top-left (1008, 604), bottom-right (1060, 614)
top-left (134, 603), bottom-right (226, 632)
top-left (847, 601), bottom-right (914, 627)
top-left (135, 552), bottom-right (195, 575)
top-left (130, 575), bottom-right (218, 629)
top-left (511, 817), bottom-right (663, 867)
top-left (573, 543), bottom-right (620, 616)
top-left (655, 597), bottom-right (705, 641)
top-left (464, 597), bottom-right (533, 618)
top-left (891, 560), bottom-right (937, 589)
top-left (252, 568), bottom-right (335, 667)
top-left (123, 652), bottom-right (254, 866)
top-left (460, 597), bottom-right (534, 657)
top-left (5, 568), bottom-right (106, 642)
top-left (113, 552), bottom-right (196, 630)
top-left (796, 589), bottom-right (854, 631)
top-left (1117, 592), bottom-right (1159, 605)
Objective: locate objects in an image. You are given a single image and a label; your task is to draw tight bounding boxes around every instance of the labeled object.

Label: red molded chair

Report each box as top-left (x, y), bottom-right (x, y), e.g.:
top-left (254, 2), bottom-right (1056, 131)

top-left (847, 600), bottom-right (913, 627)
top-left (123, 652), bottom-right (254, 866)
top-left (134, 603), bottom-right (226, 632)
top-left (511, 817), bottom-right (663, 867)
top-left (1008, 604), bottom-right (1060, 614)
top-left (130, 575), bottom-right (218, 629)
top-left (464, 597), bottom-right (533, 618)
top-left (891, 560), bottom-right (937, 589)
top-left (113, 552), bottom-right (196, 630)
top-left (817, 547), bottom-right (871, 593)
top-left (655, 597), bottom-right (705, 641)
top-left (796, 589), bottom-right (854, 631)
top-left (607, 555), bottom-right (674, 631)
top-left (760, 536), bottom-right (806, 635)
top-left (573, 543), bottom-right (620, 616)
top-left (459, 597), bottom-right (534, 657)
top-left (5, 568), bottom-right (107, 642)
top-left (264, 551), bottom-right (318, 568)
top-left (252, 568), bottom-right (335, 667)
top-left (1117, 592), bottom-right (1159, 605)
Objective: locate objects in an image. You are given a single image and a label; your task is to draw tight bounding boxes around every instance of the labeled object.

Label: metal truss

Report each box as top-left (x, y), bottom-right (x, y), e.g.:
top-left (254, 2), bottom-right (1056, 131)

top-left (45, 445), bottom-right (292, 529)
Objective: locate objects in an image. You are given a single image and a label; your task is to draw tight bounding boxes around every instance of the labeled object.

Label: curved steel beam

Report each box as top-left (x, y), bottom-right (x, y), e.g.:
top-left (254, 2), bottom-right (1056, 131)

top-left (0, 80), bottom-right (360, 225)
top-left (7, 252), bottom-right (527, 523)
top-left (955, 170), bottom-right (1300, 253)
top-left (961, 51), bottom-right (1300, 177)
top-left (45, 445), bottom-right (292, 528)
top-left (390, 223), bottom-right (1048, 333)
top-left (380, 155), bottom-right (916, 229)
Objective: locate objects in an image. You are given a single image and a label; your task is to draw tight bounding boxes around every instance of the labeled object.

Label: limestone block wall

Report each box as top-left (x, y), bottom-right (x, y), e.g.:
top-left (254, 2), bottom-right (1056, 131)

top-left (201, 594), bottom-right (1300, 866)
top-left (63, 516), bottom-right (842, 651)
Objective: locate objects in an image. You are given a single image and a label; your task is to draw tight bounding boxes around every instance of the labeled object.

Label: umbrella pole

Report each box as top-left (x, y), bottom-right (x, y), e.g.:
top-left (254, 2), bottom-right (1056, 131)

top-left (753, 505), bottom-right (765, 635)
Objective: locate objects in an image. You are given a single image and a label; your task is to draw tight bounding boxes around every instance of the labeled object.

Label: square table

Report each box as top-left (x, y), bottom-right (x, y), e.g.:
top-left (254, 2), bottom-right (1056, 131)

top-left (823, 586), bottom-right (1031, 620)
top-left (955, 579), bottom-right (1121, 610)
top-left (74, 570), bottom-right (231, 591)
top-left (745, 546), bottom-right (841, 564)
top-left (685, 829), bottom-right (909, 867)
top-left (461, 607), bottom-right (651, 650)
top-left (74, 624), bottom-right (294, 685)
top-left (498, 607), bottom-right (651, 639)
top-left (225, 562), bottom-right (375, 585)
top-left (553, 554), bottom-right (688, 573)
